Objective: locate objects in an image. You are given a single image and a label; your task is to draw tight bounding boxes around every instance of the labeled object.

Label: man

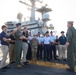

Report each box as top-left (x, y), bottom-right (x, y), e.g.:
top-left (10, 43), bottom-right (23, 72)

top-left (0, 25), bottom-right (11, 72)
top-left (22, 27), bottom-right (29, 65)
top-left (14, 23), bottom-right (23, 68)
top-left (55, 35), bottom-right (60, 58)
top-left (27, 32), bottom-right (33, 60)
top-left (42, 31), bottom-right (51, 61)
top-left (50, 31), bottom-right (56, 60)
top-left (9, 30), bottom-right (15, 64)
top-left (37, 32), bottom-right (43, 60)
top-left (66, 21), bottom-right (76, 72)
top-left (30, 34), bottom-right (38, 61)
top-left (59, 31), bottom-right (67, 61)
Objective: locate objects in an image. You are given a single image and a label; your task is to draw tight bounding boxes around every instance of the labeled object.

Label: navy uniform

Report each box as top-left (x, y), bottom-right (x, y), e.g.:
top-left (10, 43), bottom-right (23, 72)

top-left (14, 23), bottom-right (23, 68)
top-left (42, 32), bottom-right (51, 61)
top-left (27, 34), bottom-right (33, 60)
top-left (50, 31), bottom-right (56, 60)
top-left (37, 36), bottom-right (43, 60)
top-left (66, 21), bottom-right (76, 72)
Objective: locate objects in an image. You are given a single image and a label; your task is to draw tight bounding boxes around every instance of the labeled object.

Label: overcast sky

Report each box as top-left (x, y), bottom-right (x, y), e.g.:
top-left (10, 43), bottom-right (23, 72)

top-left (0, 0), bottom-right (76, 35)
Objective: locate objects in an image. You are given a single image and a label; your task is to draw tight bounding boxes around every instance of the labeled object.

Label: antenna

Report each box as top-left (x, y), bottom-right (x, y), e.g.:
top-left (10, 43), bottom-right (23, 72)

top-left (19, 0), bottom-right (43, 22)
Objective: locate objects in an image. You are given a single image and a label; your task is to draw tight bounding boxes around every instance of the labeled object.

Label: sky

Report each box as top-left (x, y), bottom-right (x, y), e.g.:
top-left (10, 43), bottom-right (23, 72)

top-left (0, 0), bottom-right (76, 35)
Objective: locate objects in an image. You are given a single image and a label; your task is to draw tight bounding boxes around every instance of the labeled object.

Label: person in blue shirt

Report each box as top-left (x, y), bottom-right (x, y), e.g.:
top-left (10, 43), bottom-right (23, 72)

top-left (42, 31), bottom-right (51, 61)
top-left (0, 25), bottom-right (11, 72)
top-left (27, 32), bottom-right (33, 60)
top-left (59, 31), bottom-right (67, 61)
top-left (37, 32), bottom-right (43, 60)
top-left (50, 31), bottom-right (56, 60)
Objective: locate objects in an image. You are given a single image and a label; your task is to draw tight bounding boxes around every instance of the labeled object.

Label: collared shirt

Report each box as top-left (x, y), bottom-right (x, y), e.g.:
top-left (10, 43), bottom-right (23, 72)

top-left (50, 35), bottom-right (56, 42)
top-left (42, 36), bottom-right (51, 44)
top-left (22, 32), bottom-right (28, 43)
top-left (55, 39), bottom-right (59, 45)
top-left (9, 35), bottom-right (15, 44)
top-left (28, 36), bottom-right (33, 43)
top-left (59, 36), bottom-right (66, 45)
top-left (37, 37), bottom-right (43, 44)
top-left (0, 31), bottom-right (9, 46)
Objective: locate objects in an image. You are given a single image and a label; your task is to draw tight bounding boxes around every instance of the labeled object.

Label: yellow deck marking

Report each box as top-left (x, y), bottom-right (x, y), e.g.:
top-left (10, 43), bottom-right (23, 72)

top-left (28, 60), bottom-right (76, 71)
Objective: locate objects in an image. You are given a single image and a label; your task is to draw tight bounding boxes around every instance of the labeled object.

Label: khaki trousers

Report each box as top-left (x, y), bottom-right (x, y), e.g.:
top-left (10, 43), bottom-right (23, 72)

top-left (9, 44), bottom-right (15, 62)
top-left (22, 42), bottom-right (28, 62)
top-left (59, 45), bottom-right (67, 59)
top-left (0, 45), bottom-right (8, 68)
top-left (56, 45), bottom-right (59, 56)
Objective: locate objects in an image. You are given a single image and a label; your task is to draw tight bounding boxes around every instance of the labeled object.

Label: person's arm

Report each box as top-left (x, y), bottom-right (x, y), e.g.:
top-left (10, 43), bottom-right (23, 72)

top-left (66, 28), bottom-right (72, 43)
top-left (14, 31), bottom-right (23, 40)
top-left (1, 34), bottom-right (11, 42)
top-left (66, 28), bottom-right (72, 46)
top-left (42, 38), bottom-right (44, 46)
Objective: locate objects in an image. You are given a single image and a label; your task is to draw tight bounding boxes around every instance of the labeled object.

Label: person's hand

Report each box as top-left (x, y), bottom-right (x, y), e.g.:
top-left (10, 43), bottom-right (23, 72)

top-left (8, 38), bottom-right (11, 41)
top-left (65, 42), bottom-right (69, 47)
top-left (22, 36), bottom-right (25, 39)
top-left (19, 36), bottom-right (23, 40)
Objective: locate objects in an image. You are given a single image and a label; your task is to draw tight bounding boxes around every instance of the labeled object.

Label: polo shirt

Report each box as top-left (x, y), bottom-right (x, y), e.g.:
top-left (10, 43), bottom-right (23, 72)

top-left (22, 32), bottom-right (28, 43)
top-left (55, 39), bottom-right (59, 45)
top-left (59, 36), bottom-right (66, 45)
top-left (0, 31), bottom-right (9, 46)
top-left (9, 35), bottom-right (15, 44)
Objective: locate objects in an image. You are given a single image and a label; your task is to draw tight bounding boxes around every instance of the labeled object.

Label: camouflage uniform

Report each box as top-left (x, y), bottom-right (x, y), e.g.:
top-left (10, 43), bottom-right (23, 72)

top-left (30, 38), bottom-right (38, 60)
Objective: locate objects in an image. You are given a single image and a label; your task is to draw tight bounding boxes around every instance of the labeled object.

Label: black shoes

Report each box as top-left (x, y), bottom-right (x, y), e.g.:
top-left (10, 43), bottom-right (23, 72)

top-left (0, 68), bottom-right (6, 72)
top-left (10, 61), bottom-right (15, 64)
top-left (0, 66), bottom-right (11, 72)
top-left (23, 62), bottom-right (29, 65)
top-left (63, 59), bottom-right (67, 61)
top-left (3, 66), bottom-right (11, 69)
top-left (66, 68), bottom-right (75, 72)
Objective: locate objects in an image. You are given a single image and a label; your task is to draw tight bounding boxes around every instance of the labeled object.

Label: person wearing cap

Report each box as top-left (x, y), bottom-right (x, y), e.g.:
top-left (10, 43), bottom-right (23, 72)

top-left (50, 31), bottom-right (56, 60)
top-left (42, 31), bottom-right (51, 61)
top-left (14, 23), bottom-right (23, 68)
top-left (30, 34), bottom-right (38, 61)
top-left (58, 31), bottom-right (67, 61)
top-left (66, 21), bottom-right (76, 72)
top-left (37, 32), bottom-right (43, 60)
top-left (22, 27), bottom-right (29, 65)
top-left (9, 30), bottom-right (15, 64)
top-left (0, 25), bottom-right (11, 72)
top-left (27, 32), bottom-right (33, 60)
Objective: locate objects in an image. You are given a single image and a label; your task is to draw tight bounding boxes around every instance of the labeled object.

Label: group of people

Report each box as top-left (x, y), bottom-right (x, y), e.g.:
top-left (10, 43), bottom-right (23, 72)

top-left (0, 21), bottom-right (76, 72)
